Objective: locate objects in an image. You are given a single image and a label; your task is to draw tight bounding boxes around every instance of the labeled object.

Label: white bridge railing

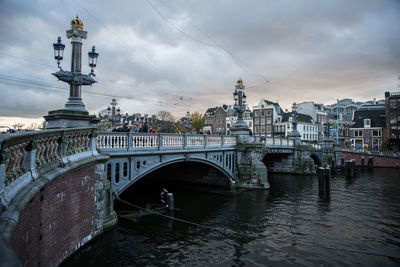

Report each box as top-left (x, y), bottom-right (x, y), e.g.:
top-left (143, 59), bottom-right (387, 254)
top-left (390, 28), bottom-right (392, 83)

top-left (248, 136), bottom-right (295, 147)
top-left (97, 133), bottom-right (237, 151)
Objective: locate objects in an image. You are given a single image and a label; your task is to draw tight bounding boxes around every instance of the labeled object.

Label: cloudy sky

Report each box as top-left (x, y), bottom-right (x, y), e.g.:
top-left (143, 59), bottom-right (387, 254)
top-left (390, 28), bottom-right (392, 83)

top-left (0, 0), bottom-right (399, 127)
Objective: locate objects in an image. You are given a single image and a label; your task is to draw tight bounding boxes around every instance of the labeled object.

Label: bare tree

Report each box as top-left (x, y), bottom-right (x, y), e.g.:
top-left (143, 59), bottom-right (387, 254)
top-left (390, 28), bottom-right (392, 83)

top-left (158, 110), bottom-right (175, 122)
top-left (25, 123), bottom-right (42, 131)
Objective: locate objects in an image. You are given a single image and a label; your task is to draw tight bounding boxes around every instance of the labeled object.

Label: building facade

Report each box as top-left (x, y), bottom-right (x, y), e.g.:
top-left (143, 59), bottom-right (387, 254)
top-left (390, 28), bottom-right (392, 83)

top-left (350, 109), bottom-right (385, 150)
top-left (253, 99), bottom-right (282, 137)
top-left (297, 102), bottom-right (327, 140)
top-left (274, 112), bottom-right (318, 141)
top-left (324, 98), bottom-right (385, 116)
top-left (385, 91), bottom-right (400, 151)
top-left (204, 106), bottom-right (226, 134)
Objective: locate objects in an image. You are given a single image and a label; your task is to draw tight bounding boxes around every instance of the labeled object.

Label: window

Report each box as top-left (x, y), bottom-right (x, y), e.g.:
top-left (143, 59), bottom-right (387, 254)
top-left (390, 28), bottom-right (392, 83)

top-left (267, 117), bottom-right (271, 124)
top-left (372, 130), bottom-right (381, 137)
top-left (267, 110), bottom-right (271, 116)
top-left (354, 130), bottom-right (363, 137)
top-left (266, 126), bottom-right (271, 133)
top-left (254, 111), bottom-right (259, 117)
top-left (261, 127), bottom-right (265, 133)
top-left (249, 121), bottom-right (252, 127)
top-left (261, 118), bottom-right (265, 125)
top-left (255, 118), bottom-right (259, 125)
top-left (364, 119), bottom-right (371, 128)
top-left (261, 110), bottom-right (265, 116)
top-left (255, 126), bottom-right (259, 133)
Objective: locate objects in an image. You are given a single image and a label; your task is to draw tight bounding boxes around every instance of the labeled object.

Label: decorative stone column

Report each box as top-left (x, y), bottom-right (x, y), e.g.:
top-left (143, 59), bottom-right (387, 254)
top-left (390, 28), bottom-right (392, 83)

top-left (230, 79), bottom-right (251, 142)
top-left (44, 16), bottom-right (100, 129)
top-left (64, 18), bottom-right (88, 111)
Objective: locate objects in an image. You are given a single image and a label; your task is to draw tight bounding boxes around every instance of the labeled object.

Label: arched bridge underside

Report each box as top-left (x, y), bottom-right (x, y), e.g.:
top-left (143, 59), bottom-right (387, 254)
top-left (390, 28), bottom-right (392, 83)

top-left (103, 149), bottom-right (236, 195)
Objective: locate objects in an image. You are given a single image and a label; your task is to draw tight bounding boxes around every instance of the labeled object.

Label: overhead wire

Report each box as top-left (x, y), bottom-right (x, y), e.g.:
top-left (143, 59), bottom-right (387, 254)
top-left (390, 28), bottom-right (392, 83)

top-left (70, 0), bottom-right (198, 111)
top-left (72, 0), bottom-right (159, 70)
top-left (150, 0), bottom-right (270, 83)
top-left (145, 0), bottom-right (219, 48)
top-left (0, 51), bottom-right (54, 68)
top-left (0, 74), bottom-right (190, 110)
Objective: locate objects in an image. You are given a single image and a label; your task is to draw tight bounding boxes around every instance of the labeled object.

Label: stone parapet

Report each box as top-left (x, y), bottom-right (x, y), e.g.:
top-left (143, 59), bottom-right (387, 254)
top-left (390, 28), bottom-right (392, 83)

top-left (0, 128), bottom-right (115, 266)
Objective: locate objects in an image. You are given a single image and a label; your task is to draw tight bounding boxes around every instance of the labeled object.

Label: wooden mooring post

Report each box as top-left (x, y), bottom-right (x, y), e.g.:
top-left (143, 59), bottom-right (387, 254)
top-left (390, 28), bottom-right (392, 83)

top-left (318, 166), bottom-right (330, 197)
top-left (344, 159), bottom-right (357, 177)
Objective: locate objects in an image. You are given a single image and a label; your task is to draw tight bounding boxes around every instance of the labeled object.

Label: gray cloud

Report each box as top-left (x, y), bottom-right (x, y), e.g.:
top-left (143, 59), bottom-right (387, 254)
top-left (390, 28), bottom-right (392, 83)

top-left (0, 0), bottom-right (399, 125)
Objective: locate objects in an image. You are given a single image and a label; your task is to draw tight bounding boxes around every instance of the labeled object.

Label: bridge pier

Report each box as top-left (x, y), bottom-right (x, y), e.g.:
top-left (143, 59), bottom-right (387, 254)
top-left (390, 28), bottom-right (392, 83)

top-left (96, 163), bottom-right (117, 230)
top-left (236, 143), bottom-right (269, 189)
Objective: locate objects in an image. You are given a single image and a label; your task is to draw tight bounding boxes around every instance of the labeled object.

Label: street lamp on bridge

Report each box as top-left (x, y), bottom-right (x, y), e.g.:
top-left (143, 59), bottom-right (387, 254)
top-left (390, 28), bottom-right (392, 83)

top-left (44, 15), bottom-right (100, 129)
top-left (288, 101), bottom-right (302, 144)
top-left (230, 79), bottom-right (251, 139)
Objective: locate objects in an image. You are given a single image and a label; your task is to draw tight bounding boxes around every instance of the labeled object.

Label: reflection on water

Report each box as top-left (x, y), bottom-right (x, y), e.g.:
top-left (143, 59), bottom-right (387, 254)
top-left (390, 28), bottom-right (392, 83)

top-left (63, 169), bottom-right (400, 266)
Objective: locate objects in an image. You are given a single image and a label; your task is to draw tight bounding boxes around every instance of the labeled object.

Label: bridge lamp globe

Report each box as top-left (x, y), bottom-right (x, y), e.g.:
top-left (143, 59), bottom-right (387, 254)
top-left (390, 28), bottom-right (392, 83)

top-left (53, 36), bottom-right (65, 68)
top-left (88, 45), bottom-right (99, 74)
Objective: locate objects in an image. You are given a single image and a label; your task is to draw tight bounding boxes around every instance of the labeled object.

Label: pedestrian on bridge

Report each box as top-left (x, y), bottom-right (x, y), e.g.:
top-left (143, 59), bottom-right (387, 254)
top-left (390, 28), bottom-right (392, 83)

top-left (141, 122), bottom-right (148, 133)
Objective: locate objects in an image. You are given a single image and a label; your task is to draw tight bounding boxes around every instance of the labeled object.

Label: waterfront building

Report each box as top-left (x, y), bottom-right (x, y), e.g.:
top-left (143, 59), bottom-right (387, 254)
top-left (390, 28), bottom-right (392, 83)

top-left (204, 106), bottom-right (226, 134)
top-left (385, 91), bottom-right (400, 151)
top-left (324, 98), bottom-right (385, 116)
top-left (297, 102), bottom-right (327, 140)
top-left (253, 99), bottom-right (283, 137)
top-left (323, 98), bottom-right (383, 147)
top-left (326, 113), bottom-right (353, 147)
top-left (350, 109), bottom-right (385, 150)
top-left (274, 112), bottom-right (318, 141)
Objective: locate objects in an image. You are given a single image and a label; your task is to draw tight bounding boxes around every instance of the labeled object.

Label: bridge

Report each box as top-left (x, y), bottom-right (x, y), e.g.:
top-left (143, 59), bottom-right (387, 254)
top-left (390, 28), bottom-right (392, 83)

top-left (94, 132), bottom-right (320, 195)
top-left (0, 128), bottom-right (335, 266)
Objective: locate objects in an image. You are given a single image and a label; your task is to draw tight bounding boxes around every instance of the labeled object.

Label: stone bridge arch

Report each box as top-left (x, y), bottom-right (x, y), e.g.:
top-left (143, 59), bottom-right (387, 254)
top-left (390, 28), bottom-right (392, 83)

top-left (105, 151), bottom-right (236, 196)
top-left (310, 153), bottom-right (322, 167)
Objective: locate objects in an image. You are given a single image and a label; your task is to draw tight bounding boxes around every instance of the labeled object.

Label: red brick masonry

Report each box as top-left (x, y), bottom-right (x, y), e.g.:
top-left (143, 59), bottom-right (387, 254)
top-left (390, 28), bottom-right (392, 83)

top-left (10, 164), bottom-right (98, 266)
top-left (341, 151), bottom-right (400, 168)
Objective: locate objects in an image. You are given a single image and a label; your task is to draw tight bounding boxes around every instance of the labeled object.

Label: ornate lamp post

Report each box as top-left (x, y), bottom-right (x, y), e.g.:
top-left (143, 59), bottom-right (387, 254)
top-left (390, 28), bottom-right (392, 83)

top-left (230, 79), bottom-right (251, 138)
top-left (108, 98), bottom-right (121, 128)
top-left (289, 101), bottom-right (301, 144)
top-left (44, 15), bottom-right (100, 128)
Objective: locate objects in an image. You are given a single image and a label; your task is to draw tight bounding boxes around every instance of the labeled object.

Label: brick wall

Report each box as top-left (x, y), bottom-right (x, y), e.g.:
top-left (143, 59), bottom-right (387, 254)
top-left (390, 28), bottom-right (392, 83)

top-left (10, 164), bottom-right (99, 266)
top-left (341, 151), bottom-right (400, 168)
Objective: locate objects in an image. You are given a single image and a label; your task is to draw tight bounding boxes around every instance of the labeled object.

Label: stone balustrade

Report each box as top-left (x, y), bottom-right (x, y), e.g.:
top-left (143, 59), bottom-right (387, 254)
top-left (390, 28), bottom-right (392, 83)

top-left (248, 136), bottom-right (295, 147)
top-left (0, 128), bottom-right (97, 194)
top-left (206, 136), bottom-right (222, 146)
top-left (97, 133), bottom-right (237, 151)
top-left (300, 142), bottom-right (322, 150)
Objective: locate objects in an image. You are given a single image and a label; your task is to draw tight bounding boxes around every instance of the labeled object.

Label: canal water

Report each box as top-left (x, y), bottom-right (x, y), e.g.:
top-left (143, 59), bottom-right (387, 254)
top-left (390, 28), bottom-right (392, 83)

top-left (63, 168), bottom-right (400, 266)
